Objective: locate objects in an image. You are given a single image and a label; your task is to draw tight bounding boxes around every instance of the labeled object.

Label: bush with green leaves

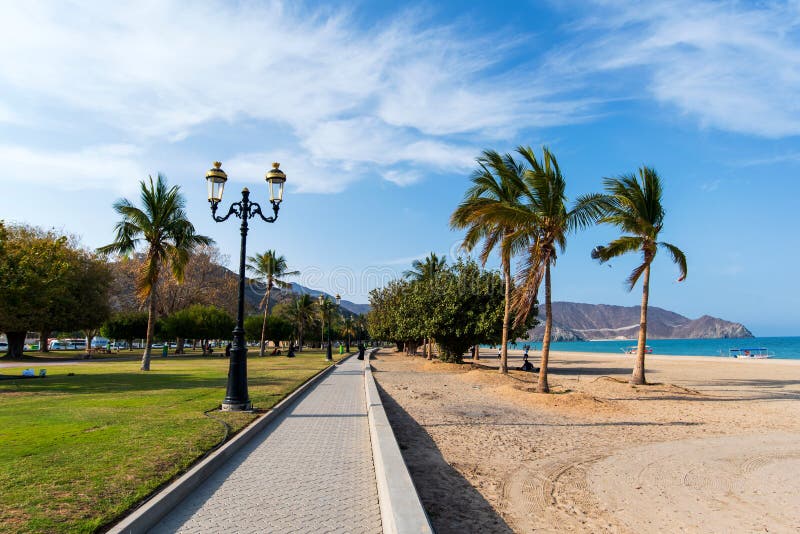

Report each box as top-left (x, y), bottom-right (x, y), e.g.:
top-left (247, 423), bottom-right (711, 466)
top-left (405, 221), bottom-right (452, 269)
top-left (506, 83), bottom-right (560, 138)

top-left (368, 258), bottom-right (537, 363)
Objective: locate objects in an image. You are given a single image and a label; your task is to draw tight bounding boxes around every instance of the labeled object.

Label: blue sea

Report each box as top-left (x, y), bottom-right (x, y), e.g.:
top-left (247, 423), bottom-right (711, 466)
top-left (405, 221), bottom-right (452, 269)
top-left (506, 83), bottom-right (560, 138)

top-left (495, 337), bottom-right (800, 360)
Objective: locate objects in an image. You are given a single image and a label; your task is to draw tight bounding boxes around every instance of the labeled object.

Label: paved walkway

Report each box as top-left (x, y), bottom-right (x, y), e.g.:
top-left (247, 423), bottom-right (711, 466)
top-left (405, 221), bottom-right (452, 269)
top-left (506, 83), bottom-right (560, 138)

top-left (152, 356), bottom-right (382, 533)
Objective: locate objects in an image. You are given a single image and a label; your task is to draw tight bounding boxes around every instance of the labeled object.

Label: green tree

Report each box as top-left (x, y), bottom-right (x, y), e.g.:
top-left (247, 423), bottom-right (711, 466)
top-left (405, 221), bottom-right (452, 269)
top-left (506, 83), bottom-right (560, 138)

top-left (161, 305), bottom-right (234, 354)
top-left (101, 312), bottom-right (150, 349)
top-left (247, 250), bottom-right (299, 356)
top-left (367, 280), bottom-right (409, 350)
top-left (97, 175), bottom-right (212, 370)
top-left (244, 314), bottom-right (293, 352)
top-left (510, 146), bottom-right (602, 393)
top-left (404, 253), bottom-right (446, 358)
top-left (282, 294), bottom-right (317, 350)
top-left (591, 167), bottom-right (687, 385)
top-left (0, 224), bottom-right (69, 357)
top-left (429, 259), bottom-right (534, 363)
top-left (368, 260), bottom-right (535, 363)
top-left (0, 223), bottom-right (111, 358)
top-left (451, 150), bottom-right (528, 372)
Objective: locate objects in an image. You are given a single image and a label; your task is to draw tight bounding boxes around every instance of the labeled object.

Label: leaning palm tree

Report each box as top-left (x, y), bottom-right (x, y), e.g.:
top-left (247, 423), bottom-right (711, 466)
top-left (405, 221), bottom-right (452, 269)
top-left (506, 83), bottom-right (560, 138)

top-left (247, 250), bottom-right (299, 356)
top-left (284, 294), bottom-right (316, 350)
top-left (98, 174), bottom-right (212, 370)
top-left (510, 146), bottom-right (603, 392)
top-left (450, 150), bottom-right (528, 373)
top-left (591, 167), bottom-right (687, 385)
top-left (404, 252), bottom-right (447, 359)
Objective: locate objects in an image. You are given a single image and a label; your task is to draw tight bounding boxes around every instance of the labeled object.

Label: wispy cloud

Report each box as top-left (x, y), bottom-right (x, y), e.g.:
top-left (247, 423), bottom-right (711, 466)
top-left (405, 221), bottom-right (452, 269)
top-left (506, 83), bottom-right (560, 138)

top-left (555, 0), bottom-right (800, 138)
top-left (0, 144), bottom-right (144, 193)
top-left (2, 1), bottom-right (798, 196)
top-left (0, 1), bottom-right (590, 193)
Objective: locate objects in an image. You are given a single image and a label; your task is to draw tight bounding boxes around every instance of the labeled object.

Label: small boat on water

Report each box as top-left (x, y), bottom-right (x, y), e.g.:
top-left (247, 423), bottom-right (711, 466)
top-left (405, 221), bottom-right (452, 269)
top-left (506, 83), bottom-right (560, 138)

top-left (728, 348), bottom-right (773, 359)
top-left (623, 345), bottom-right (653, 354)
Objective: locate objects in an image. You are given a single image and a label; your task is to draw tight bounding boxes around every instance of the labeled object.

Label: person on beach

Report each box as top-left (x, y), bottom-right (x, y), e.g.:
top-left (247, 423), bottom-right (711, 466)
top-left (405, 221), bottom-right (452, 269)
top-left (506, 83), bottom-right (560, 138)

top-left (519, 353), bottom-right (537, 372)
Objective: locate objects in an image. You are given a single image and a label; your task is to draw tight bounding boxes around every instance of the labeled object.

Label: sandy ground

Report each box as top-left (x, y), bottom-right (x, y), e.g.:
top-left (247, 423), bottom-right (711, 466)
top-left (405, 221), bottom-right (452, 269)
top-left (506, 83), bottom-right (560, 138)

top-left (371, 349), bottom-right (800, 533)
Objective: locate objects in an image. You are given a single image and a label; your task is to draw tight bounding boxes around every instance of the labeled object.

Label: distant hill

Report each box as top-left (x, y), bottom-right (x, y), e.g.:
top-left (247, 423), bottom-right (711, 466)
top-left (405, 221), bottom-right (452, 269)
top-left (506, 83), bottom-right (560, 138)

top-left (526, 302), bottom-right (753, 341)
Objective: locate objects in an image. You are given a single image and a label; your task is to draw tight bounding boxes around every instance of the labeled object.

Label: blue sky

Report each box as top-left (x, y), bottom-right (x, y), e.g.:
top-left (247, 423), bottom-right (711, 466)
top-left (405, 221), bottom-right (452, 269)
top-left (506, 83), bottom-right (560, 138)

top-left (1, 1), bottom-right (799, 336)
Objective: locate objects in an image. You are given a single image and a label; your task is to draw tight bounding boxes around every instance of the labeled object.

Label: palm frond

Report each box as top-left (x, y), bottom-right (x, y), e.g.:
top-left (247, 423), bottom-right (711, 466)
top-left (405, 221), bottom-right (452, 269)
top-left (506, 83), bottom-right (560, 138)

top-left (626, 262), bottom-right (648, 291)
top-left (659, 241), bottom-right (687, 281)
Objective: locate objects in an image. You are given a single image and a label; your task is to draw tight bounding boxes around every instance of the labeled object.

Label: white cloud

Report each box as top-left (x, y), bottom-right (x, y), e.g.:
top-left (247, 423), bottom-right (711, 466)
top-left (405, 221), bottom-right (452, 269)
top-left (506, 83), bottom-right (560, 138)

top-left (0, 144), bottom-right (145, 193)
top-left (225, 150), bottom-right (362, 194)
top-left (556, 0), bottom-right (800, 137)
top-left (0, 1), bottom-right (593, 194)
top-left (2, 1), bottom-right (798, 198)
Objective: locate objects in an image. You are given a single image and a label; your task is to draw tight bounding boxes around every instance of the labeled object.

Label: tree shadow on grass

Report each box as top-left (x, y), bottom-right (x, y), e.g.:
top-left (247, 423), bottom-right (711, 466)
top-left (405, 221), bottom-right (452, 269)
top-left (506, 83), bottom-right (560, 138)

top-left (0, 372), bottom-right (308, 395)
top-left (374, 381), bottom-right (514, 534)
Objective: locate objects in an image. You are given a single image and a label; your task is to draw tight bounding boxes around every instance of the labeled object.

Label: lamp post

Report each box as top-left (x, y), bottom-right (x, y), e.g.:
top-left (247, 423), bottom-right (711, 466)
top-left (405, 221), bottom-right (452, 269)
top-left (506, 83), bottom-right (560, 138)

top-left (205, 161), bottom-right (286, 411)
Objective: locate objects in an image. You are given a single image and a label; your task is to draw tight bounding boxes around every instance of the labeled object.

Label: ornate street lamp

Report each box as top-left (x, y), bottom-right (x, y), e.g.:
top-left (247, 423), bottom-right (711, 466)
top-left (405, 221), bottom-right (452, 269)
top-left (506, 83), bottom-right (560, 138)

top-left (205, 161), bottom-right (286, 411)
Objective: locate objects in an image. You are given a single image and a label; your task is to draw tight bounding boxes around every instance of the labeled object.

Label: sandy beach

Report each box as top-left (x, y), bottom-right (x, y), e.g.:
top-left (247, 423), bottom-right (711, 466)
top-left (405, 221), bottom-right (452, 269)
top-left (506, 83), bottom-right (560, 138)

top-left (371, 349), bottom-right (800, 533)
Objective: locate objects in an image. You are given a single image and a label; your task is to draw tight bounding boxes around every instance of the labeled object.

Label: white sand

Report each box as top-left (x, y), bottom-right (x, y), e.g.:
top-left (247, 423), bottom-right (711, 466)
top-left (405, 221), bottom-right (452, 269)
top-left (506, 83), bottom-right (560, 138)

top-left (372, 349), bottom-right (800, 533)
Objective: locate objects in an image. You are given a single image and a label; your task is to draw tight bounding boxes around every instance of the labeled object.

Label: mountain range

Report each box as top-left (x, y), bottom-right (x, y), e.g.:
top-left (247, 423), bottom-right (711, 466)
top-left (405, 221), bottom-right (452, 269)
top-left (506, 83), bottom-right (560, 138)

top-left (526, 302), bottom-right (753, 341)
top-left (238, 271), bottom-right (752, 341)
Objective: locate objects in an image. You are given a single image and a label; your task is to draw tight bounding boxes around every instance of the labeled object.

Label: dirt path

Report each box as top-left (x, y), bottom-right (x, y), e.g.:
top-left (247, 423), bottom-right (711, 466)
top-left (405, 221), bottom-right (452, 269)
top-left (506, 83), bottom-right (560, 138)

top-left (371, 350), bottom-right (800, 533)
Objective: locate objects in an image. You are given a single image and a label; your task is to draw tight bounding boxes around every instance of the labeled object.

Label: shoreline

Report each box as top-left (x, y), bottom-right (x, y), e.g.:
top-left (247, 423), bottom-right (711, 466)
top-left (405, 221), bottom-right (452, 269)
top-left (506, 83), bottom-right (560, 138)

top-left (479, 347), bottom-right (800, 365)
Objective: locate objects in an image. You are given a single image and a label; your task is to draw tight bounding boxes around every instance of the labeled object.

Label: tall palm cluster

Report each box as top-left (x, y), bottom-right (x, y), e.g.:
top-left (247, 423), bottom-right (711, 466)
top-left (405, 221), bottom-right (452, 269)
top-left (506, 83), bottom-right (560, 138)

top-left (451, 147), bottom-right (687, 389)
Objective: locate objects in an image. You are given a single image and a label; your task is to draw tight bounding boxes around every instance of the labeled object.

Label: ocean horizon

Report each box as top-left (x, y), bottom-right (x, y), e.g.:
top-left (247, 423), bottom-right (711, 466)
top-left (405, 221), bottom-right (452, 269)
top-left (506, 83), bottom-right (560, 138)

top-left (493, 337), bottom-right (800, 359)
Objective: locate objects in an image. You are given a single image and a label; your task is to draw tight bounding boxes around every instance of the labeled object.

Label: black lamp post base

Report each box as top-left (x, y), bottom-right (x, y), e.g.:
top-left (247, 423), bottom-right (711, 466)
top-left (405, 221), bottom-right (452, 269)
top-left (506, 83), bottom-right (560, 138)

top-left (221, 401), bottom-right (252, 412)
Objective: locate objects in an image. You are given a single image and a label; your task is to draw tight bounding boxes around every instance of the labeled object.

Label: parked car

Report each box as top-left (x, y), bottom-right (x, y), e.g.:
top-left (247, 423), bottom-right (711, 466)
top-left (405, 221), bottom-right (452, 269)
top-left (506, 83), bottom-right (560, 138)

top-left (0, 342), bottom-right (8, 351)
top-left (48, 339), bottom-right (86, 350)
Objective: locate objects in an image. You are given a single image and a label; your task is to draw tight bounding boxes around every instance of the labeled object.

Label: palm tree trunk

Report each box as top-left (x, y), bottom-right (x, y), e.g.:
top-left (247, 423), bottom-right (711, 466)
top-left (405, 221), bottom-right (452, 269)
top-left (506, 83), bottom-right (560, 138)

top-left (260, 284), bottom-right (272, 357)
top-left (500, 259), bottom-right (511, 374)
top-left (537, 262), bottom-right (552, 393)
top-left (142, 289), bottom-right (157, 371)
top-left (631, 264), bottom-right (651, 385)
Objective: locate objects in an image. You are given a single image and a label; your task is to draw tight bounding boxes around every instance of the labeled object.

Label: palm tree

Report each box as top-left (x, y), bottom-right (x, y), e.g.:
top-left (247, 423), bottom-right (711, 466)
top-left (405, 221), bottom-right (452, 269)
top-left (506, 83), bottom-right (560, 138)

top-left (355, 314), bottom-right (368, 344)
top-left (341, 315), bottom-right (356, 352)
top-left (247, 250), bottom-right (299, 356)
top-left (98, 174), bottom-right (212, 370)
top-left (403, 252), bottom-right (446, 280)
top-left (591, 166), bottom-right (687, 385)
top-left (285, 294), bottom-right (316, 350)
top-left (404, 252), bottom-right (447, 359)
top-left (450, 150), bottom-right (528, 373)
top-left (510, 146), bottom-right (602, 392)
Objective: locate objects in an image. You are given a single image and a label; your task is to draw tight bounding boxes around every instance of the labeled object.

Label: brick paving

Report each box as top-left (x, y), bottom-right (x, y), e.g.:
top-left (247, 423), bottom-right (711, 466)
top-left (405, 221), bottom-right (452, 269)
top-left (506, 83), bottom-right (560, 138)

top-left (151, 356), bottom-right (382, 533)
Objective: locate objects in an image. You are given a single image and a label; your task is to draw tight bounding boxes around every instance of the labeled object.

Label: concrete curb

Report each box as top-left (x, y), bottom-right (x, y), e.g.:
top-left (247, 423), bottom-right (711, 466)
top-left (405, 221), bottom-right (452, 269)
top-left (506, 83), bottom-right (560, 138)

top-left (364, 350), bottom-right (434, 534)
top-left (109, 355), bottom-right (351, 534)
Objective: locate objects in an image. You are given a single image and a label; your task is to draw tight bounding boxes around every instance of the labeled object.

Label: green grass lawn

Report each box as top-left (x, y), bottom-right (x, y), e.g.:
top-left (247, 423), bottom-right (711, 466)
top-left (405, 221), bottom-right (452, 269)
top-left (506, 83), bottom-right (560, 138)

top-left (0, 351), bottom-right (338, 533)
